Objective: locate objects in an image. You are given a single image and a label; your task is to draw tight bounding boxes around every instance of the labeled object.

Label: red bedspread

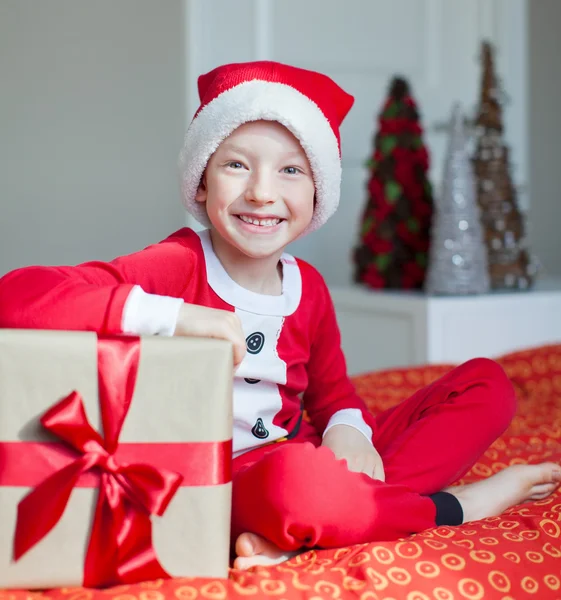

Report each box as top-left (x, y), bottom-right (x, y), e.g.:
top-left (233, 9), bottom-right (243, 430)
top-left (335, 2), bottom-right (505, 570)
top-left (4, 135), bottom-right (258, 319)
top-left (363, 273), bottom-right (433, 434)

top-left (6, 345), bottom-right (561, 599)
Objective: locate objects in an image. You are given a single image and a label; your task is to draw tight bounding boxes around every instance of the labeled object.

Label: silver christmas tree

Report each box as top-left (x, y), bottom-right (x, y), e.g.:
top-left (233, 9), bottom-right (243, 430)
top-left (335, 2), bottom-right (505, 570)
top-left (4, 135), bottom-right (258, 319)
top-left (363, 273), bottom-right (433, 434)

top-left (426, 104), bottom-right (490, 295)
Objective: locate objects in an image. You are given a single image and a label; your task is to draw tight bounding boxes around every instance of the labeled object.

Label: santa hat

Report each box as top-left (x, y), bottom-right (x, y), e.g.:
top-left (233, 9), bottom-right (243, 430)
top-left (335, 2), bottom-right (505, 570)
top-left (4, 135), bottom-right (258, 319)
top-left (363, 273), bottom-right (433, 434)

top-left (178, 60), bottom-right (354, 235)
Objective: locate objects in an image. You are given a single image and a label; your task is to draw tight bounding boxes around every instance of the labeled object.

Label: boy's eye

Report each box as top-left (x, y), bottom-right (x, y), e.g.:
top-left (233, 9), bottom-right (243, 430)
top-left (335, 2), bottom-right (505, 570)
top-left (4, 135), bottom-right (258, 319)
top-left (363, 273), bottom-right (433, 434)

top-left (283, 166), bottom-right (301, 175)
top-left (227, 161), bottom-right (244, 169)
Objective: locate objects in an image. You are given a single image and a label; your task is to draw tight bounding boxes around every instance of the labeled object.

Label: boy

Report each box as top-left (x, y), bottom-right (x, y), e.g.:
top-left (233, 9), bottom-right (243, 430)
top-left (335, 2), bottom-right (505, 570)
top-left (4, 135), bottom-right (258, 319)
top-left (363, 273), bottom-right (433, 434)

top-left (0, 61), bottom-right (559, 571)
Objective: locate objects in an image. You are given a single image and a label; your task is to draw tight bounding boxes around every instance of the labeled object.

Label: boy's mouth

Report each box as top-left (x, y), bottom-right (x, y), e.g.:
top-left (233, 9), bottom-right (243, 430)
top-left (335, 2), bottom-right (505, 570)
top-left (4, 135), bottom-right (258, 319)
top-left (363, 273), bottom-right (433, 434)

top-left (237, 214), bottom-right (284, 227)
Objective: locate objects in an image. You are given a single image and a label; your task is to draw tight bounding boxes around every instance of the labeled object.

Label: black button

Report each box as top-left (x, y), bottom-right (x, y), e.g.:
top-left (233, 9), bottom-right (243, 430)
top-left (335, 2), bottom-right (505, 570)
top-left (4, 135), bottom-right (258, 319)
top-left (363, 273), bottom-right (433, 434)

top-left (251, 418), bottom-right (269, 439)
top-left (244, 378), bottom-right (261, 384)
top-left (246, 332), bottom-right (265, 354)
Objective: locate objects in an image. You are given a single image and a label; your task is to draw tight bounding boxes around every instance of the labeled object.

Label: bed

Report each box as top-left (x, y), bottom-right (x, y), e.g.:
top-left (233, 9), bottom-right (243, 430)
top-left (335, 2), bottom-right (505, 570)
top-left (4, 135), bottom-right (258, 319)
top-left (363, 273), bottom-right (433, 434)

top-left (6, 344), bottom-right (561, 600)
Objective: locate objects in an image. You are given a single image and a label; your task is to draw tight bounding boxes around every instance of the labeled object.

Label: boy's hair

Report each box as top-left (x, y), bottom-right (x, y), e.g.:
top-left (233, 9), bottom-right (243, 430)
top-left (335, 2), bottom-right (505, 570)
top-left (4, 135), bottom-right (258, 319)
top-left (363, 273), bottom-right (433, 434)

top-left (178, 61), bottom-right (354, 235)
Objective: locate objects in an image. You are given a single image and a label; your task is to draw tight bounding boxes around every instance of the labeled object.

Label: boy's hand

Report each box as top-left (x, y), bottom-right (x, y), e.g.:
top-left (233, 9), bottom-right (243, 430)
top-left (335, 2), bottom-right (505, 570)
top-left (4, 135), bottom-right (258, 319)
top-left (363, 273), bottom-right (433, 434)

top-left (322, 424), bottom-right (385, 481)
top-left (174, 303), bottom-right (246, 368)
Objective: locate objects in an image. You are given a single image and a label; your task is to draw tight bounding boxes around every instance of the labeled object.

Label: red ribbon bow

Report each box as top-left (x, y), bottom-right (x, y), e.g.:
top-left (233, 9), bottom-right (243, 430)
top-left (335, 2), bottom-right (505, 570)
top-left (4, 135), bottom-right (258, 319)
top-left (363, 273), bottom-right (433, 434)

top-left (14, 336), bottom-right (183, 587)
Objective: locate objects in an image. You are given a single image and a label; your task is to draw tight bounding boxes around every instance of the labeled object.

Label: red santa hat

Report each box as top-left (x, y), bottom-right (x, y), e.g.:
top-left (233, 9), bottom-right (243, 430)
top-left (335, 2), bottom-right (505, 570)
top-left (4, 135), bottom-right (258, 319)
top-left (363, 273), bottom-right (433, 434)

top-left (178, 60), bottom-right (354, 235)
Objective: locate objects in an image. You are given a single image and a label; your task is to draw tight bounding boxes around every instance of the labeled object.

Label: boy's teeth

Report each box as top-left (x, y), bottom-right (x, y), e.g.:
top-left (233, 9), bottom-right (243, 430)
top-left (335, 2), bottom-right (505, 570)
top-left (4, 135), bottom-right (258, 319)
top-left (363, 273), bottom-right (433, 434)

top-left (239, 215), bottom-right (281, 227)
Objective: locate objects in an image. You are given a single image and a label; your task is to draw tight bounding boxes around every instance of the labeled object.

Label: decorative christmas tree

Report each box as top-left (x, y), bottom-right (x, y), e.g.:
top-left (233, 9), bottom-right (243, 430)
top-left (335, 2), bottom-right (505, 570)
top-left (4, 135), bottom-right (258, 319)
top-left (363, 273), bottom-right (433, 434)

top-left (472, 41), bottom-right (537, 290)
top-left (354, 77), bottom-right (434, 290)
top-left (426, 104), bottom-right (490, 295)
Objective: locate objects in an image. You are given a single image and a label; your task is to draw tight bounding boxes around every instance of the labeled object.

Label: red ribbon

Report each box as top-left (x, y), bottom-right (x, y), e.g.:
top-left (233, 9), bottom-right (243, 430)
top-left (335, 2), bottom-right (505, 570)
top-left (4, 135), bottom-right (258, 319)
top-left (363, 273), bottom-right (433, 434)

top-left (9, 336), bottom-right (231, 588)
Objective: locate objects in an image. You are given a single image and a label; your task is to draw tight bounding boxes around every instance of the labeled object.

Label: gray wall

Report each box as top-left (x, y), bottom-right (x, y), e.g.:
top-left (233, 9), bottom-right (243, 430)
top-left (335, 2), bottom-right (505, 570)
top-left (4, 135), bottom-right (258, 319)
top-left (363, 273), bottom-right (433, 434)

top-left (0, 0), bottom-right (186, 275)
top-left (528, 0), bottom-right (561, 276)
top-left (1, 1), bottom-right (559, 280)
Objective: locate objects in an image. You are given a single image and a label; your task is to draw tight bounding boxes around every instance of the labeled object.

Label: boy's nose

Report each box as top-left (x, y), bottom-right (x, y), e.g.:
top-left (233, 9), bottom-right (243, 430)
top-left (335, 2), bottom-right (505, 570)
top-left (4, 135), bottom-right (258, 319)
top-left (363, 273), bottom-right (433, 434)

top-left (245, 173), bottom-right (277, 205)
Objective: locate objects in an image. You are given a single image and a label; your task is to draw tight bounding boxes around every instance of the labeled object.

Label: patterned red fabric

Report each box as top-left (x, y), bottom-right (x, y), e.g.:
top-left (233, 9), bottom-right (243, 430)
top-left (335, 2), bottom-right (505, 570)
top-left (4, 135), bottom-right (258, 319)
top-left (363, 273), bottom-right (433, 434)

top-left (5, 344), bottom-right (561, 599)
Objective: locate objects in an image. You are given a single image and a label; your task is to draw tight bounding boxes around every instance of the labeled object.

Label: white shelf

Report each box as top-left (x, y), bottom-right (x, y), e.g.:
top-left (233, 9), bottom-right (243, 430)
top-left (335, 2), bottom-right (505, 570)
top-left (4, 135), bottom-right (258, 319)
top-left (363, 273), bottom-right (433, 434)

top-left (330, 277), bottom-right (561, 376)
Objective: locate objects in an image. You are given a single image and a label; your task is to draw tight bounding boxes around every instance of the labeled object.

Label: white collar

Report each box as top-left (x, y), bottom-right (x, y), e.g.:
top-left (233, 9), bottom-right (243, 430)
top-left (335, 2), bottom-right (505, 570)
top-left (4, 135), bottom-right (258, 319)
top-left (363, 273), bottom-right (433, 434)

top-left (197, 229), bottom-right (302, 316)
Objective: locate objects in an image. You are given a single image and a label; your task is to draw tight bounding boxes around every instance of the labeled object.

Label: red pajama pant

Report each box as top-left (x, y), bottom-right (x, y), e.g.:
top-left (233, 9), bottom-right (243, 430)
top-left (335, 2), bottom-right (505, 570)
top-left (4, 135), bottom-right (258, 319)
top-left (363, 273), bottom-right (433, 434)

top-left (231, 358), bottom-right (516, 550)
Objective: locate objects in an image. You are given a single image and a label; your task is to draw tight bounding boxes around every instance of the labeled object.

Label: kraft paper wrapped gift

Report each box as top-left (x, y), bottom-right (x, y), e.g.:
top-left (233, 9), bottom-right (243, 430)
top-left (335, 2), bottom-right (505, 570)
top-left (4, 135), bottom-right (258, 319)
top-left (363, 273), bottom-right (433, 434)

top-left (0, 330), bottom-right (233, 589)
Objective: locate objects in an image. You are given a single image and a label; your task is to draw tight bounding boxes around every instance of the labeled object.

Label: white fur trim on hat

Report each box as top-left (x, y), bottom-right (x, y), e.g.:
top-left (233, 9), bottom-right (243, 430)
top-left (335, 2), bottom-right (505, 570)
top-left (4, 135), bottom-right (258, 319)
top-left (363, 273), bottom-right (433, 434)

top-left (178, 80), bottom-right (341, 235)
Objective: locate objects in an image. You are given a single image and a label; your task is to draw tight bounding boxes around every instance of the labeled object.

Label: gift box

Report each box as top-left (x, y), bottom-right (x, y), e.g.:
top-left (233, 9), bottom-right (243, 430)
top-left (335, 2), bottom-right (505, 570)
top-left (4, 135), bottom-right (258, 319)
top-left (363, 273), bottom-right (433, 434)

top-left (0, 330), bottom-right (233, 588)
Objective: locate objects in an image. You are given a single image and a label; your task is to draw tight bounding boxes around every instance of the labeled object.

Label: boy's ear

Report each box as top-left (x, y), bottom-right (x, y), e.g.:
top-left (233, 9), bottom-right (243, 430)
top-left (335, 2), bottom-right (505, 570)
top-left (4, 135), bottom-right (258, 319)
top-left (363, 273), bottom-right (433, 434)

top-left (194, 173), bottom-right (207, 204)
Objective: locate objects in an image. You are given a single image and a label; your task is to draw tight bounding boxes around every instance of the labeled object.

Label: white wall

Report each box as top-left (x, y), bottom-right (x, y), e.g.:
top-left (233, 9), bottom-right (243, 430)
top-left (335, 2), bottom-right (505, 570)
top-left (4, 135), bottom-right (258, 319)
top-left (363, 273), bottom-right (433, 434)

top-left (528, 0), bottom-right (561, 277)
top-left (0, 0), bottom-right (186, 275)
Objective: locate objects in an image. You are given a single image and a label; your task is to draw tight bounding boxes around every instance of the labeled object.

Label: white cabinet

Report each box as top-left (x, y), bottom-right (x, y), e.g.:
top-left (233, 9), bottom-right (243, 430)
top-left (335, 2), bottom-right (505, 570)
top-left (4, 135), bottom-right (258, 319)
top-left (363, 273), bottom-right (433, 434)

top-left (330, 278), bottom-right (561, 375)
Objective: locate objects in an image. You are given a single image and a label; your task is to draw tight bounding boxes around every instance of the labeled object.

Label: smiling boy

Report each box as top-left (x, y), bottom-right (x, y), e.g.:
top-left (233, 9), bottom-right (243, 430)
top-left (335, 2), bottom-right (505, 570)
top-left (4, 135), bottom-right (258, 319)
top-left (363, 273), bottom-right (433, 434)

top-left (0, 61), bottom-right (559, 571)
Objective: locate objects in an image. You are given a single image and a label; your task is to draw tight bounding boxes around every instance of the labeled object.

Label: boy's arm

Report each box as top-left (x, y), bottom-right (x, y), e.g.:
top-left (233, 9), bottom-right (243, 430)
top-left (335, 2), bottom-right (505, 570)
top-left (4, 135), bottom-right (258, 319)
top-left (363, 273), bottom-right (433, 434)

top-left (0, 231), bottom-right (193, 335)
top-left (302, 277), bottom-right (377, 443)
top-left (303, 277), bottom-right (384, 479)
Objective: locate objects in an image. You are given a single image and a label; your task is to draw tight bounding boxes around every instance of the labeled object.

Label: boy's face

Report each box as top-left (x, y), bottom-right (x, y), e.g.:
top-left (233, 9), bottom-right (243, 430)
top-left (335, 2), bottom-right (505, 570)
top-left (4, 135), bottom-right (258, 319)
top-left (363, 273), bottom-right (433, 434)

top-left (195, 120), bottom-right (315, 260)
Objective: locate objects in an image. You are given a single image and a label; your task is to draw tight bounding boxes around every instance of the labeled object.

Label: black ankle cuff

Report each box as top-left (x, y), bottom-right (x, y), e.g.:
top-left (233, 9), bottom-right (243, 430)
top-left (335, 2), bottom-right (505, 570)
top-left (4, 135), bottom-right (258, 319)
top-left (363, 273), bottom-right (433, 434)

top-left (429, 491), bottom-right (463, 526)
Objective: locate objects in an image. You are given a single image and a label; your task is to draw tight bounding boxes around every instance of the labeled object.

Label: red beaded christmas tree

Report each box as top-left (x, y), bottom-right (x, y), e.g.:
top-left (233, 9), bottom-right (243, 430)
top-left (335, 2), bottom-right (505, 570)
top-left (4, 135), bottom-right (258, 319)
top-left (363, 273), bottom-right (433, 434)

top-left (354, 77), bottom-right (434, 289)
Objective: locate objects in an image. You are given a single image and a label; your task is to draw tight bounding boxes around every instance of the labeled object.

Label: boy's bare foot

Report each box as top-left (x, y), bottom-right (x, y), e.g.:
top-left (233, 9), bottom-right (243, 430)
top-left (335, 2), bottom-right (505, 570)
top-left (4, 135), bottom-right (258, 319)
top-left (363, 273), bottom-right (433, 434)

top-left (445, 462), bottom-right (561, 523)
top-left (233, 532), bottom-right (299, 570)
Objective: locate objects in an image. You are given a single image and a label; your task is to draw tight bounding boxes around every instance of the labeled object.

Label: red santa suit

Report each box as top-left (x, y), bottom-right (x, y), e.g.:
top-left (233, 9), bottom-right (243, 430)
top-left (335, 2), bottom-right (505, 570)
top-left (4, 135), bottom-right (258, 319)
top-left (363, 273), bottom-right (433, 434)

top-left (0, 227), bottom-right (516, 549)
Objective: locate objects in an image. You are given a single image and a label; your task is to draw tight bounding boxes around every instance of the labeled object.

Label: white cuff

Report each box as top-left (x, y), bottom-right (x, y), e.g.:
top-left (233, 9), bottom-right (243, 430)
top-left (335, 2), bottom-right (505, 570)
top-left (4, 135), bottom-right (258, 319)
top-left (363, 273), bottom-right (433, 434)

top-left (323, 408), bottom-right (373, 444)
top-left (121, 286), bottom-right (183, 336)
